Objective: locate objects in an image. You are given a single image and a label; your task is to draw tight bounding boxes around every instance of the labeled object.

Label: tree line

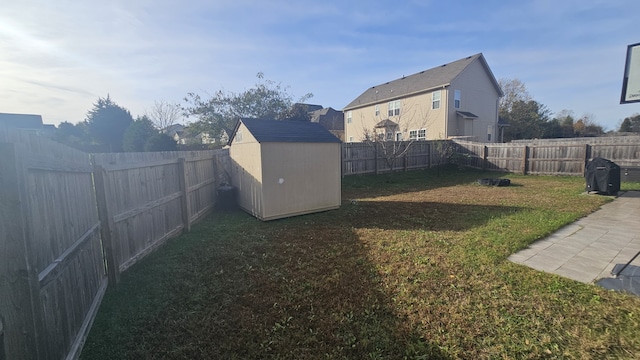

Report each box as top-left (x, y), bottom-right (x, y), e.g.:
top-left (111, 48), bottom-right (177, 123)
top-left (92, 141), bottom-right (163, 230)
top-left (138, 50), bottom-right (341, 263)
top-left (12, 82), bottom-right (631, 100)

top-left (498, 78), bottom-right (640, 142)
top-left (53, 75), bottom-right (640, 152)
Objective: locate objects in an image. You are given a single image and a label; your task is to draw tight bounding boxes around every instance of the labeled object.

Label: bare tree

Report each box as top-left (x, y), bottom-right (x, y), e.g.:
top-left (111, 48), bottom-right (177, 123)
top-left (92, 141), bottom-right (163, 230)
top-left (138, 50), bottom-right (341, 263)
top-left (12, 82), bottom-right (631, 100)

top-left (145, 100), bottom-right (182, 131)
top-left (360, 102), bottom-right (432, 172)
top-left (498, 78), bottom-right (532, 115)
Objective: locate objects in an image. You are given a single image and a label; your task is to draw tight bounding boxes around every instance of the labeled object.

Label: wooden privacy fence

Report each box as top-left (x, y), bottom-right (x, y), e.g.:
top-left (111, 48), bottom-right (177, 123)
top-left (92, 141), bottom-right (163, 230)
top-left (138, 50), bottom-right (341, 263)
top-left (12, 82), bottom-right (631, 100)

top-left (92, 150), bottom-right (229, 283)
top-left (452, 138), bottom-right (640, 180)
top-left (342, 141), bottom-right (446, 175)
top-left (0, 129), bottom-right (229, 360)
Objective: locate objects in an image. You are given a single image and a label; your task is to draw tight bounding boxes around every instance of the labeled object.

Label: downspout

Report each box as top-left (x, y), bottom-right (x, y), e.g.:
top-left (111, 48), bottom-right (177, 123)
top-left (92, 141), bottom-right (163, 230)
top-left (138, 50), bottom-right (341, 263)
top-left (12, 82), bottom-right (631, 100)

top-left (443, 85), bottom-right (448, 139)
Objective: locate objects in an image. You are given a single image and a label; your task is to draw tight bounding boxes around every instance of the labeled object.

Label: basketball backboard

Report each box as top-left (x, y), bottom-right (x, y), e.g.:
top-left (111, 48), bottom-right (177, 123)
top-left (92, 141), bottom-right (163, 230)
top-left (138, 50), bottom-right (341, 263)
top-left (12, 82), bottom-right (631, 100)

top-left (621, 42), bottom-right (640, 104)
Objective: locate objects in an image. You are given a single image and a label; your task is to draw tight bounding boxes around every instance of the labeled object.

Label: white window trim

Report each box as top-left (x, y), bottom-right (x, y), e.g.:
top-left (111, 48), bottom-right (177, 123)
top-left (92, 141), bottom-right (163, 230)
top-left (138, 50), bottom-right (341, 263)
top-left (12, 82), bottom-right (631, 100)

top-left (454, 90), bottom-right (461, 109)
top-left (388, 100), bottom-right (400, 116)
top-left (409, 130), bottom-right (417, 140)
top-left (375, 104), bottom-right (380, 116)
top-left (432, 90), bottom-right (441, 110)
top-left (417, 128), bottom-right (426, 141)
top-left (395, 132), bottom-right (403, 141)
top-left (347, 111), bottom-right (352, 124)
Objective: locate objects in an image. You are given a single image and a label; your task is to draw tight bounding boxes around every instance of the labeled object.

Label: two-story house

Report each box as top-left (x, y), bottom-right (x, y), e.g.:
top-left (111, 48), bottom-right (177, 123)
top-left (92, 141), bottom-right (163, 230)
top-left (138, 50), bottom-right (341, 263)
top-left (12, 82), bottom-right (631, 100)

top-left (343, 53), bottom-right (503, 143)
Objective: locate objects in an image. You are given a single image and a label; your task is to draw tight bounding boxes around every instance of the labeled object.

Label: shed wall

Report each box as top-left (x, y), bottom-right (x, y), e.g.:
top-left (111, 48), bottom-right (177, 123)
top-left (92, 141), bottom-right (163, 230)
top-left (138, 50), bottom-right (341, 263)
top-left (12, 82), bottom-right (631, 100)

top-left (229, 124), bottom-right (264, 218)
top-left (260, 142), bottom-right (341, 220)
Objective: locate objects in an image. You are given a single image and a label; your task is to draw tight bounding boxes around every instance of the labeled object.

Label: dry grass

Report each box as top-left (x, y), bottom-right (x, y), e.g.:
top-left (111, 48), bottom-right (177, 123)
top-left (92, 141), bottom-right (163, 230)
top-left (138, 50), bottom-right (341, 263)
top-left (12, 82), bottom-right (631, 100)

top-left (82, 166), bottom-right (640, 359)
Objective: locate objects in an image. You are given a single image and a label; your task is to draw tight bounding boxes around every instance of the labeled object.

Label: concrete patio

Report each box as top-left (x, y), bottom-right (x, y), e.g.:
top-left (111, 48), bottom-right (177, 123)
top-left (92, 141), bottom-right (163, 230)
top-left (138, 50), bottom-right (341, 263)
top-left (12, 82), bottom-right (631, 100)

top-left (508, 191), bottom-right (640, 284)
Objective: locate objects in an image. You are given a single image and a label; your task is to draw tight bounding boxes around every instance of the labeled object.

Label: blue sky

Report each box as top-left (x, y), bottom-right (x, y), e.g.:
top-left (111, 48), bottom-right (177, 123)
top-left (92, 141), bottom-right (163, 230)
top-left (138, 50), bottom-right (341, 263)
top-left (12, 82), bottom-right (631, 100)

top-left (2, 0), bottom-right (639, 131)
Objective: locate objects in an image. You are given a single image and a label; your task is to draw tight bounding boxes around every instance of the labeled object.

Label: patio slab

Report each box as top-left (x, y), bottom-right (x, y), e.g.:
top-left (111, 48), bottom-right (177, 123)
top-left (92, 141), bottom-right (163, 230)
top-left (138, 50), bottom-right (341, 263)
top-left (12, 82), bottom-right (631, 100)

top-left (509, 191), bottom-right (640, 285)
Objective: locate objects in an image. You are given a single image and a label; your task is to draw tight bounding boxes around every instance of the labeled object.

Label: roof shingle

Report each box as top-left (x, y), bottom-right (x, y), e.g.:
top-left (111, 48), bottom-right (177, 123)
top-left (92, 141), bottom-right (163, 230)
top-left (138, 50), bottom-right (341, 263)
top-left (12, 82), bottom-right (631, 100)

top-left (231, 118), bottom-right (341, 144)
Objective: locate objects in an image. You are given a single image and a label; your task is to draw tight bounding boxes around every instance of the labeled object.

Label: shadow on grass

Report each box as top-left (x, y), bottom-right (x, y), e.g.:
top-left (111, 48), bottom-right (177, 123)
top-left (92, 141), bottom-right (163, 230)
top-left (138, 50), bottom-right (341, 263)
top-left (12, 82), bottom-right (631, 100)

top-left (342, 165), bottom-right (510, 199)
top-left (81, 209), bottom-right (451, 359)
top-left (345, 200), bottom-right (522, 232)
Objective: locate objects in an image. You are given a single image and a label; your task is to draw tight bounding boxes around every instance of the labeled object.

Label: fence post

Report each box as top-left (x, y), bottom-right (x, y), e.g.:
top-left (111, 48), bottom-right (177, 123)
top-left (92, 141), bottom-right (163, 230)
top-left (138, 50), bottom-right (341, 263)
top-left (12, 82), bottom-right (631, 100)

top-left (178, 158), bottom-right (192, 232)
top-left (0, 143), bottom-right (42, 359)
top-left (521, 145), bottom-right (529, 175)
top-left (582, 144), bottom-right (590, 175)
top-left (482, 145), bottom-right (488, 170)
top-left (374, 143), bottom-right (379, 174)
top-left (93, 164), bottom-right (120, 285)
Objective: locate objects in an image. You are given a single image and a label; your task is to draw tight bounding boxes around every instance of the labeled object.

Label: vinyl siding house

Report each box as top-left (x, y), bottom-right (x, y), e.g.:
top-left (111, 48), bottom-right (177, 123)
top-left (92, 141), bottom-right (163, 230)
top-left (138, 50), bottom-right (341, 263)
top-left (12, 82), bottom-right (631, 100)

top-left (228, 118), bottom-right (342, 221)
top-left (343, 53), bottom-right (503, 143)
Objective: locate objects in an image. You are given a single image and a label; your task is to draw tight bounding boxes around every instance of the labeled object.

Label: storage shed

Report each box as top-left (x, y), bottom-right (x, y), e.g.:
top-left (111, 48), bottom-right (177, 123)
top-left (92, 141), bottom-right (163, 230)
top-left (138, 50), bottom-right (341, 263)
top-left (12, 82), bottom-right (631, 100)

top-left (228, 118), bottom-right (342, 221)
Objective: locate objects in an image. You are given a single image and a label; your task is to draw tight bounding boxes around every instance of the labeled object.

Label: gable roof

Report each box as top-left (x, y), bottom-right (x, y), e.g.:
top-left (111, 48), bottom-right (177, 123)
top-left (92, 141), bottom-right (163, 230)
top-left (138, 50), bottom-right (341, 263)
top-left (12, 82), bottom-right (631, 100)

top-left (343, 53), bottom-right (502, 111)
top-left (309, 107), bottom-right (344, 130)
top-left (0, 112), bottom-right (44, 129)
top-left (229, 118), bottom-right (341, 144)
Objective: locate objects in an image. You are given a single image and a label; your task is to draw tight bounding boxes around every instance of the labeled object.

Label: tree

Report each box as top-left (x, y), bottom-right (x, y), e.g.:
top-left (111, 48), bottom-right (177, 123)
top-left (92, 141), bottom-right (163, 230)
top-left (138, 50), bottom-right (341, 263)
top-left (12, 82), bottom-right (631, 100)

top-left (52, 121), bottom-right (92, 150)
top-left (498, 78), bottom-right (532, 115)
top-left (573, 113), bottom-right (604, 137)
top-left (123, 116), bottom-right (158, 152)
top-left (360, 103), bottom-right (432, 172)
top-left (144, 133), bottom-right (178, 152)
top-left (502, 100), bottom-right (551, 141)
top-left (619, 113), bottom-right (640, 132)
top-left (85, 95), bottom-right (134, 152)
top-left (184, 73), bottom-right (313, 143)
top-left (145, 100), bottom-right (182, 130)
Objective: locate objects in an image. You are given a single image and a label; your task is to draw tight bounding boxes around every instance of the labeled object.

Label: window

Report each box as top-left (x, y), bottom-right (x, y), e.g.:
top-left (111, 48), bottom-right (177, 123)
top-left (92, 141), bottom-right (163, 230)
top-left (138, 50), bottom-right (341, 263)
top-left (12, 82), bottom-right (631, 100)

top-left (396, 132), bottom-right (403, 141)
top-left (487, 125), bottom-right (493, 142)
top-left (349, 136), bottom-right (353, 142)
top-left (375, 105), bottom-right (380, 116)
top-left (235, 131), bottom-right (243, 143)
top-left (454, 90), bottom-right (461, 109)
top-left (418, 129), bottom-right (426, 140)
top-left (388, 100), bottom-right (400, 116)
top-left (432, 91), bottom-right (441, 109)
top-left (385, 132), bottom-right (393, 141)
top-left (409, 130), bottom-right (417, 140)
top-left (347, 111), bottom-right (352, 124)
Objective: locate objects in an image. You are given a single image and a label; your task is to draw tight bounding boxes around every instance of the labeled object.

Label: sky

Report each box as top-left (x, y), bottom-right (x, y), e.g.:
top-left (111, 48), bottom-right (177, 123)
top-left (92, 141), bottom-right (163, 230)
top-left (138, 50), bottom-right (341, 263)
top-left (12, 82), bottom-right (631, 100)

top-left (2, 0), bottom-right (640, 131)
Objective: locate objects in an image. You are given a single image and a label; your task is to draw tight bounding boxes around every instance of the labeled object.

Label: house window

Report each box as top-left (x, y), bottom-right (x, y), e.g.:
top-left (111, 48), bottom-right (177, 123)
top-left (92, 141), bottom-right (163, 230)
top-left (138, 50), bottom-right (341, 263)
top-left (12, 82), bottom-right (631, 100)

top-left (432, 91), bottom-right (441, 109)
top-left (235, 131), bottom-right (243, 143)
top-left (418, 129), bottom-right (426, 140)
top-left (375, 105), bottom-right (380, 116)
top-left (487, 125), bottom-right (493, 142)
top-left (349, 136), bottom-right (353, 142)
top-left (396, 132), bottom-right (403, 141)
top-left (347, 111), bottom-right (352, 124)
top-left (388, 100), bottom-right (400, 116)
top-left (409, 130), bottom-right (417, 140)
top-left (454, 90), bottom-right (461, 109)
top-left (385, 132), bottom-right (393, 141)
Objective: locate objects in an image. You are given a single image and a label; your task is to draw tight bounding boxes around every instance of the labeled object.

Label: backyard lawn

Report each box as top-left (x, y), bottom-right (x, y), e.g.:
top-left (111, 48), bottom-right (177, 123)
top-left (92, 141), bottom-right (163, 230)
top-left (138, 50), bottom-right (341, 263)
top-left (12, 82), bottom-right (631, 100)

top-left (81, 166), bottom-right (640, 359)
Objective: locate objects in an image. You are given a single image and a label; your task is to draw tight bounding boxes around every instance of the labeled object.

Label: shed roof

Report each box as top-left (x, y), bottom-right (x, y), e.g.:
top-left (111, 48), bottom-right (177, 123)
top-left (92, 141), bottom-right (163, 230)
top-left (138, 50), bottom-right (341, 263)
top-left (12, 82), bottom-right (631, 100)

top-left (230, 118), bottom-right (342, 144)
top-left (343, 53), bottom-right (502, 111)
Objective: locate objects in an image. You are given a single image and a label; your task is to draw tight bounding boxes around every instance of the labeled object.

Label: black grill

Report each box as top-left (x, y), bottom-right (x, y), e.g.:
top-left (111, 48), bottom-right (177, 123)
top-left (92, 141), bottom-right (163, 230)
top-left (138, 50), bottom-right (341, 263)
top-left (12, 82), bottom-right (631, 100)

top-left (585, 158), bottom-right (620, 195)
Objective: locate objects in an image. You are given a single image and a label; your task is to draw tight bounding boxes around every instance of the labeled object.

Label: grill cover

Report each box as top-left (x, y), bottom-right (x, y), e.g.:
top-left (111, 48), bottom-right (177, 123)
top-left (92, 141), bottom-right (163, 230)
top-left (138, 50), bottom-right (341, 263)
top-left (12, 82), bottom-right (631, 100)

top-left (585, 158), bottom-right (620, 195)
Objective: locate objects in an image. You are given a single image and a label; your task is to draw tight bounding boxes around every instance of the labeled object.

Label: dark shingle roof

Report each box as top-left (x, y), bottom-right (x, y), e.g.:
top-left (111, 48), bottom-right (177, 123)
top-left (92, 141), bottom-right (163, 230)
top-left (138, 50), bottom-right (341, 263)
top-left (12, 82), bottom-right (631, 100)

top-left (0, 113), bottom-right (43, 129)
top-left (343, 53), bottom-right (501, 110)
top-left (230, 118), bottom-right (341, 144)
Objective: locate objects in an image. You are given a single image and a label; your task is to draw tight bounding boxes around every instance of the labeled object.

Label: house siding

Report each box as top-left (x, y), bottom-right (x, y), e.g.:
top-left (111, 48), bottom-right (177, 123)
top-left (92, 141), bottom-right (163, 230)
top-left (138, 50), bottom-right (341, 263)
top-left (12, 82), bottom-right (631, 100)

top-left (448, 60), bottom-right (501, 141)
top-left (344, 54), bottom-right (501, 143)
top-left (229, 123), bottom-right (264, 218)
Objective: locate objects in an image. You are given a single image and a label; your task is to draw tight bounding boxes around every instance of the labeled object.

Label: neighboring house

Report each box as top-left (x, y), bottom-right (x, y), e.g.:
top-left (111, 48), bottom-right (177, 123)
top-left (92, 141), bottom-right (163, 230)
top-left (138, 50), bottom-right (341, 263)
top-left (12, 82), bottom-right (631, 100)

top-left (0, 112), bottom-right (44, 130)
top-left (167, 124), bottom-right (221, 145)
top-left (309, 107), bottom-right (345, 141)
top-left (228, 118), bottom-right (341, 221)
top-left (343, 53), bottom-right (503, 143)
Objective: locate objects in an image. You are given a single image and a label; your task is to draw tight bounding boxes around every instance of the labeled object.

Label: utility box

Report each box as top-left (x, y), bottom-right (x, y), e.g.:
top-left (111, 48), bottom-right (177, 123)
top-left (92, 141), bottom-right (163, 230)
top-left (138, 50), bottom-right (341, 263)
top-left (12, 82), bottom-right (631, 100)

top-left (228, 118), bottom-right (342, 221)
top-left (585, 158), bottom-right (620, 195)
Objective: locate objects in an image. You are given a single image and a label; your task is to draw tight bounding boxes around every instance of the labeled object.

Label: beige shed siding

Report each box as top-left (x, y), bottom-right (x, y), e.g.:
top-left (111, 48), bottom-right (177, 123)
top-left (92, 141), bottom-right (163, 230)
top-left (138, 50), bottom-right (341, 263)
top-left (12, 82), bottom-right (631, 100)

top-left (229, 123), bottom-right (263, 217)
top-left (449, 60), bottom-right (500, 142)
top-left (260, 142), bottom-right (341, 220)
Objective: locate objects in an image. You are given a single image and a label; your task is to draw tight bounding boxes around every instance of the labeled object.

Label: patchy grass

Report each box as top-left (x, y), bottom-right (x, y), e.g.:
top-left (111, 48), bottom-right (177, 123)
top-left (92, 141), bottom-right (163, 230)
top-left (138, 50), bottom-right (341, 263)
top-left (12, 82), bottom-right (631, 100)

top-left (81, 167), bottom-right (640, 359)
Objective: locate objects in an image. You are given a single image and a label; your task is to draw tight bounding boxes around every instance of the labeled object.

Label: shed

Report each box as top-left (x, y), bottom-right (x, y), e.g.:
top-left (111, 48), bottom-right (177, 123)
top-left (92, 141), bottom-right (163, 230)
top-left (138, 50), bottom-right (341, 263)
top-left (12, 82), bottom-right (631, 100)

top-left (228, 118), bottom-right (342, 221)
